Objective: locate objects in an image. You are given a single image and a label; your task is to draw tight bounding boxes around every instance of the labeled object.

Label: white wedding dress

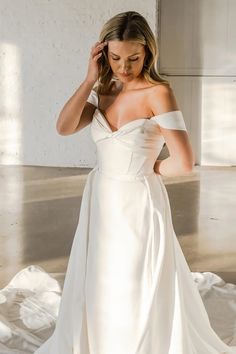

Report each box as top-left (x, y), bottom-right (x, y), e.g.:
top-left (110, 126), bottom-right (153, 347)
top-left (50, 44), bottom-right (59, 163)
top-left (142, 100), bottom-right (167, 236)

top-left (0, 88), bottom-right (236, 354)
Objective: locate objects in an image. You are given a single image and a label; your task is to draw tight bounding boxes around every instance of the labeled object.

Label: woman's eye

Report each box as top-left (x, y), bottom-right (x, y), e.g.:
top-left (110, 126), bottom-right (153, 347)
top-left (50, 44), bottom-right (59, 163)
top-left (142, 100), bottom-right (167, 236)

top-left (111, 57), bottom-right (139, 61)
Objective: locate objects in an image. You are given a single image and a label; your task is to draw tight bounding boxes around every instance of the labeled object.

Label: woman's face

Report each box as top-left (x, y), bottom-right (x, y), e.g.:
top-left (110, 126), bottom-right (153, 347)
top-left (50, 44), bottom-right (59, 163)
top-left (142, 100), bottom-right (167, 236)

top-left (107, 40), bottom-right (146, 82)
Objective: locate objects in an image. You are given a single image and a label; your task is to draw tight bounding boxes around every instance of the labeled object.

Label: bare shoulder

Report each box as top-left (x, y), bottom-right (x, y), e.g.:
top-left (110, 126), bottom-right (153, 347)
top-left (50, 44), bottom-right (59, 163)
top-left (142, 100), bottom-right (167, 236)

top-left (147, 83), bottom-right (179, 115)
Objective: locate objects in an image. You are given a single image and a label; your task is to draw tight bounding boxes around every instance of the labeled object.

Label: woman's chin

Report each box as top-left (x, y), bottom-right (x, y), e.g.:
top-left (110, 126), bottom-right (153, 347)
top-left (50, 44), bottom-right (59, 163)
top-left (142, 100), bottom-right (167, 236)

top-left (117, 74), bottom-right (133, 81)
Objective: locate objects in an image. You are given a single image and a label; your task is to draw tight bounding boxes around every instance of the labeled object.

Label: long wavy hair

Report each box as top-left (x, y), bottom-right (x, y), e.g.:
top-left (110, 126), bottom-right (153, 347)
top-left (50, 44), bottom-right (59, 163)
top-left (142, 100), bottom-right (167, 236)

top-left (95, 11), bottom-right (169, 94)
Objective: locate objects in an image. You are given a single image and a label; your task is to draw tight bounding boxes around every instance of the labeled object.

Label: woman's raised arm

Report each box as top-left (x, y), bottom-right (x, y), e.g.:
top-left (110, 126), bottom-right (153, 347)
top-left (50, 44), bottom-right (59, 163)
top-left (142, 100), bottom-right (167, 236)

top-left (56, 41), bottom-right (107, 135)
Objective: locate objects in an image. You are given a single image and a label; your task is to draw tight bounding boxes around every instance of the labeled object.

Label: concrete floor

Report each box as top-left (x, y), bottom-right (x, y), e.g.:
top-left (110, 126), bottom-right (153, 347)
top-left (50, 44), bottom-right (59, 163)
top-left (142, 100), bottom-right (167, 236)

top-left (0, 165), bottom-right (235, 288)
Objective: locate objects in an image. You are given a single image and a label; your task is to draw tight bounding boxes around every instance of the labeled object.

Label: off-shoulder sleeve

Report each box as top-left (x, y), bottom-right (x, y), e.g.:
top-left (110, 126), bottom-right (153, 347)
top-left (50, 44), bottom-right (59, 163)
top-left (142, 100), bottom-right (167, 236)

top-left (153, 110), bottom-right (187, 131)
top-left (87, 89), bottom-right (98, 107)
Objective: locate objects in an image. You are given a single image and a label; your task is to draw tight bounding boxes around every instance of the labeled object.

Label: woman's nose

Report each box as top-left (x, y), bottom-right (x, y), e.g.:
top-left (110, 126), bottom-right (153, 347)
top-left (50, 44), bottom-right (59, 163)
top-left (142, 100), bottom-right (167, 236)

top-left (120, 61), bottom-right (130, 71)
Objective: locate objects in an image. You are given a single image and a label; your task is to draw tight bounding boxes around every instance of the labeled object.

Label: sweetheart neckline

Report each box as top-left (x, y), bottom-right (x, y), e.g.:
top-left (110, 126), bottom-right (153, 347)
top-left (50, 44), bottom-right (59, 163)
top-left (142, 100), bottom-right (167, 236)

top-left (95, 108), bottom-right (158, 134)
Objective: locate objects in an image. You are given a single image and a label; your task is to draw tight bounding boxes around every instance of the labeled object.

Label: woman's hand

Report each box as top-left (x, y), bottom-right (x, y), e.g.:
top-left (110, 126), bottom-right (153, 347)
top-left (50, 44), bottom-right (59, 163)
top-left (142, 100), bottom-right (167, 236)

top-left (85, 41), bottom-right (108, 84)
top-left (154, 160), bottom-right (162, 175)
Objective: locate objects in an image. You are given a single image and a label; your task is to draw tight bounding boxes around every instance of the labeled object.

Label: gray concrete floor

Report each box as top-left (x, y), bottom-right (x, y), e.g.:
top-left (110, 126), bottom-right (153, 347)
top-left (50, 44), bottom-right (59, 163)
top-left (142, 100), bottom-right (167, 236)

top-left (0, 165), bottom-right (235, 288)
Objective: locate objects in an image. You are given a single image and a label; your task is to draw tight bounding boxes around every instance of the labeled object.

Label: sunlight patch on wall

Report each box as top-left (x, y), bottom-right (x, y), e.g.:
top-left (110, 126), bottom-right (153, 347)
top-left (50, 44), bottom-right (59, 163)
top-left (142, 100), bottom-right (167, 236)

top-left (0, 43), bottom-right (23, 269)
top-left (201, 78), bottom-right (236, 166)
top-left (0, 43), bottom-right (22, 165)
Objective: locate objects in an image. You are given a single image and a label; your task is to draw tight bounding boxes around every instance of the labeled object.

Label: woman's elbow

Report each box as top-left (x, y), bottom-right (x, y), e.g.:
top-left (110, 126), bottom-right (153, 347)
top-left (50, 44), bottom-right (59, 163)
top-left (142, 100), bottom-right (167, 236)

top-left (56, 117), bottom-right (70, 136)
top-left (181, 156), bottom-right (195, 173)
top-left (182, 163), bottom-right (194, 173)
top-left (56, 123), bottom-right (66, 135)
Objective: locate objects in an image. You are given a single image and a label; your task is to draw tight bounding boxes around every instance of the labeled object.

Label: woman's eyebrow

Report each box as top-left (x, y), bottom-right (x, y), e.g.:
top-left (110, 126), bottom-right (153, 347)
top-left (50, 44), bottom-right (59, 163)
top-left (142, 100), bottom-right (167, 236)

top-left (110, 52), bottom-right (141, 57)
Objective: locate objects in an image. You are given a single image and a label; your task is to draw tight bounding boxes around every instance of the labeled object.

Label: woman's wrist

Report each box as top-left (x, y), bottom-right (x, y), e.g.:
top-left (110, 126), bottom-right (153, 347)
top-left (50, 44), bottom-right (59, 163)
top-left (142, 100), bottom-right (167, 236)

top-left (154, 159), bottom-right (162, 175)
top-left (84, 77), bottom-right (97, 87)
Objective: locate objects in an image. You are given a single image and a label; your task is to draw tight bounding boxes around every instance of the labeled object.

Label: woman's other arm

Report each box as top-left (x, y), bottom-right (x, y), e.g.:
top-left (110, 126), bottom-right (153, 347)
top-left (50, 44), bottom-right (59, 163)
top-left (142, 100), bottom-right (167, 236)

top-left (148, 84), bottom-right (195, 177)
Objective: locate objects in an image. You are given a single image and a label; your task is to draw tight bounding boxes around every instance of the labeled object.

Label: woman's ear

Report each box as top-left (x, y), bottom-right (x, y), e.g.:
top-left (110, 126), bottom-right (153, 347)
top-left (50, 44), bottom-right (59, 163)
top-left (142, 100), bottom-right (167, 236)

top-left (143, 47), bottom-right (149, 64)
top-left (102, 45), bottom-right (109, 65)
top-left (143, 53), bottom-right (149, 67)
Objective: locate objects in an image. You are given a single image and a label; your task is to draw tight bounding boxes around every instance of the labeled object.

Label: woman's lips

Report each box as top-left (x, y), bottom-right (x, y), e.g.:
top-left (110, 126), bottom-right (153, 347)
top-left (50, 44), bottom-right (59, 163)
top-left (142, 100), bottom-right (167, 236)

top-left (119, 73), bottom-right (131, 77)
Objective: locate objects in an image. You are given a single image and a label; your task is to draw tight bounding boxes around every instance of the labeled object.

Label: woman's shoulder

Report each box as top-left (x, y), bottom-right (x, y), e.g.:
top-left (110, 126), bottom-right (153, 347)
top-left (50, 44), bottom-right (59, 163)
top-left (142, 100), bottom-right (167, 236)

top-left (147, 83), bottom-right (179, 113)
top-left (148, 82), bottom-right (173, 94)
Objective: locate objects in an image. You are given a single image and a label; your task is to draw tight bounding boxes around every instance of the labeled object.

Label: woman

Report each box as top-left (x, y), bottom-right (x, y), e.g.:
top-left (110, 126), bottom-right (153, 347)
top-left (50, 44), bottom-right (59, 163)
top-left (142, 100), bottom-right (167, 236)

top-left (35, 11), bottom-right (236, 354)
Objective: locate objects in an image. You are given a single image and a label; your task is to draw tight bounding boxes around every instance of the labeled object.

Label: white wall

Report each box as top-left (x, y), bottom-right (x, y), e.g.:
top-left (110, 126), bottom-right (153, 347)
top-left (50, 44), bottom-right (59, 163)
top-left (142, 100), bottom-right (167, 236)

top-left (0, 1), bottom-right (157, 167)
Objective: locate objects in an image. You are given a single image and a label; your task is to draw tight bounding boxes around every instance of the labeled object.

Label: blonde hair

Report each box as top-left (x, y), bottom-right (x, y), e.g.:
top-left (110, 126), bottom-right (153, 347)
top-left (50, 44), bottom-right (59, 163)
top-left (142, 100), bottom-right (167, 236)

top-left (95, 11), bottom-right (169, 94)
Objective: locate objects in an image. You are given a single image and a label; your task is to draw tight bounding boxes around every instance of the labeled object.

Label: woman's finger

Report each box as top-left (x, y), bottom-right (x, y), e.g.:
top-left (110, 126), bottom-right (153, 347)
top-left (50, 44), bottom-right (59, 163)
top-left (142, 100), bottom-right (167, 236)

top-left (94, 52), bottom-right (102, 60)
top-left (92, 42), bottom-right (107, 55)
